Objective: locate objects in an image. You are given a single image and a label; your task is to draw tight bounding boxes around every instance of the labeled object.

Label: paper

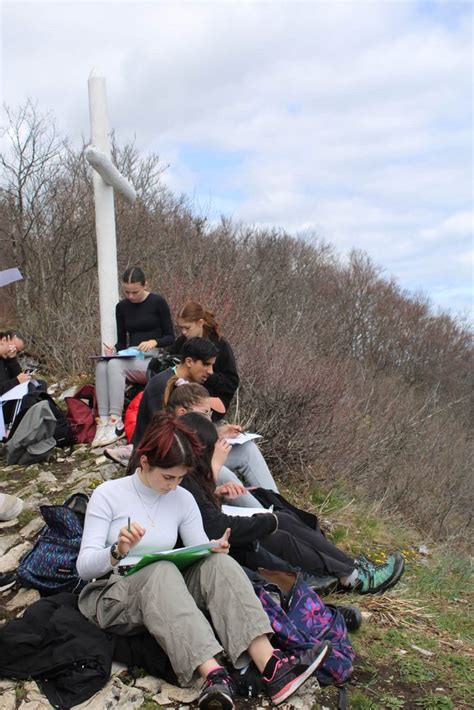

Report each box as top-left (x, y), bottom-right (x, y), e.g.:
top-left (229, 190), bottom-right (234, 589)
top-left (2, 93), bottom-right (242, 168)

top-left (125, 541), bottom-right (217, 575)
top-left (0, 381), bottom-right (29, 402)
top-left (0, 268), bottom-right (23, 287)
top-left (224, 432), bottom-right (262, 445)
top-left (91, 347), bottom-right (148, 360)
top-left (222, 504), bottom-right (272, 517)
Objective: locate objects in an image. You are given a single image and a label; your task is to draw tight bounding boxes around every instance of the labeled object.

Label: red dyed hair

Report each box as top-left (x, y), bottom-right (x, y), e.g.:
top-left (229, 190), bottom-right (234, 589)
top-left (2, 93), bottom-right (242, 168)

top-left (134, 411), bottom-right (203, 468)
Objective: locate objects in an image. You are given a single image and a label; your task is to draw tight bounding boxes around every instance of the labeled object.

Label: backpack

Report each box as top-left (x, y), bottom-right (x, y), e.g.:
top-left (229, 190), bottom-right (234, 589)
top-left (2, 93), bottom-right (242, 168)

top-left (234, 575), bottom-right (355, 697)
top-left (65, 384), bottom-right (97, 444)
top-left (124, 391), bottom-right (143, 443)
top-left (6, 401), bottom-right (57, 465)
top-left (147, 352), bottom-right (180, 380)
top-left (7, 387), bottom-right (75, 450)
top-left (17, 492), bottom-right (89, 596)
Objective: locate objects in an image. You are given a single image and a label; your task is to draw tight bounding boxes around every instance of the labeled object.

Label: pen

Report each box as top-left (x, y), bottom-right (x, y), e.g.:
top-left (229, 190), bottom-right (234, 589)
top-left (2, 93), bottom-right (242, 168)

top-left (127, 517), bottom-right (131, 532)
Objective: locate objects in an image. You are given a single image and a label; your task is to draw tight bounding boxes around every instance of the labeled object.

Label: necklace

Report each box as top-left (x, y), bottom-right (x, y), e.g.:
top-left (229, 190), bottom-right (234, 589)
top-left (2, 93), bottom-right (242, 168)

top-left (132, 477), bottom-right (162, 528)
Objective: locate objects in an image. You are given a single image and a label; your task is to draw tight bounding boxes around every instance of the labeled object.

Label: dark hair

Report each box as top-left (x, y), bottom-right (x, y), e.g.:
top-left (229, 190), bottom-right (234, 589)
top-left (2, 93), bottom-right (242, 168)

top-left (134, 411), bottom-right (202, 469)
top-left (181, 337), bottom-right (218, 363)
top-left (167, 383), bottom-right (210, 412)
top-left (3, 329), bottom-right (25, 343)
top-left (178, 302), bottom-right (221, 339)
top-left (122, 266), bottom-right (146, 285)
top-left (179, 412), bottom-right (220, 508)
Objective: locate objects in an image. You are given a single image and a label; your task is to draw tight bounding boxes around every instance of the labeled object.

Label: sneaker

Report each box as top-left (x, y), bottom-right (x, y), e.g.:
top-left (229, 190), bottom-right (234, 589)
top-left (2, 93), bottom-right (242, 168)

top-left (0, 493), bottom-right (24, 522)
top-left (198, 666), bottom-right (236, 710)
top-left (104, 444), bottom-right (133, 467)
top-left (263, 642), bottom-right (331, 705)
top-left (0, 571), bottom-right (16, 592)
top-left (354, 552), bottom-right (405, 594)
top-left (335, 604), bottom-right (363, 631)
top-left (91, 419), bottom-right (108, 448)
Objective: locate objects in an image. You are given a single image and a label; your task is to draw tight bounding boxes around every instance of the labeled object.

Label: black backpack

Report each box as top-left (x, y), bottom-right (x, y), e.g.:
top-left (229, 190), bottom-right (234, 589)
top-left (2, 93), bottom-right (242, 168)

top-left (8, 386), bottom-right (75, 449)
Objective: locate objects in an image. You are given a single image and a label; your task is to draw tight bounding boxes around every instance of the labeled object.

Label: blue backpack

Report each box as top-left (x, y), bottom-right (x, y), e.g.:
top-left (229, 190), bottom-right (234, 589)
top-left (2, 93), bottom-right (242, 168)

top-left (17, 493), bottom-right (88, 596)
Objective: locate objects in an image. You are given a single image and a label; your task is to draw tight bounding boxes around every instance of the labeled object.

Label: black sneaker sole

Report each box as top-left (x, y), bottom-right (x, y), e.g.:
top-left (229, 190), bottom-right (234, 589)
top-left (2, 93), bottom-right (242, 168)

top-left (103, 449), bottom-right (129, 466)
top-left (271, 641), bottom-right (331, 705)
top-left (198, 688), bottom-right (235, 710)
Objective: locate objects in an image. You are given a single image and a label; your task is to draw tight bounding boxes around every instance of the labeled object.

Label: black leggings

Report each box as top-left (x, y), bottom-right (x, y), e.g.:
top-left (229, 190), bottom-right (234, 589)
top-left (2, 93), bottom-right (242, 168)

top-left (261, 511), bottom-right (355, 579)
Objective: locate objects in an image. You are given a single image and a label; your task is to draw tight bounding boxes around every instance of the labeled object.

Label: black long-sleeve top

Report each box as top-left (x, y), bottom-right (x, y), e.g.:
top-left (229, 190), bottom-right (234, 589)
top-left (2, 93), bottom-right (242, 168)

top-left (180, 475), bottom-right (277, 547)
top-left (115, 293), bottom-right (175, 351)
top-left (0, 357), bottom-right (22, 395)
top-left (172, 335), bottom-right (239, 416)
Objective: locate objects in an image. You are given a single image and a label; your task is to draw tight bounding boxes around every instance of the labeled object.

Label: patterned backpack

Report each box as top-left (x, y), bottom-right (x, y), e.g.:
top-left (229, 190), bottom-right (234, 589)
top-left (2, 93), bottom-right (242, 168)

top-left (17, 493), bottom-right (88, 596)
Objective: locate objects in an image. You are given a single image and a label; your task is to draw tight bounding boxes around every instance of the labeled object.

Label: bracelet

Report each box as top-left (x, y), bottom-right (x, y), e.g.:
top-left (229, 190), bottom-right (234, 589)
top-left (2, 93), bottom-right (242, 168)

top-left (110, 542), bottom-right (128, 561)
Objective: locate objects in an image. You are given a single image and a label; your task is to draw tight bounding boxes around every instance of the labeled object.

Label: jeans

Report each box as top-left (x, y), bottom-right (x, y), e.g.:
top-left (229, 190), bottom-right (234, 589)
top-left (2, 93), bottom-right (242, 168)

top-left (217, 441), bottom-right (279, 508)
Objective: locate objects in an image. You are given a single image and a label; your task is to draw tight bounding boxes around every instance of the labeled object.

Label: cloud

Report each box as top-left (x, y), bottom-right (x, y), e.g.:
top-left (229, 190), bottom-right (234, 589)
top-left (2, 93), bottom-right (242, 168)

top-left (1, 0), bottom-right (472, 316)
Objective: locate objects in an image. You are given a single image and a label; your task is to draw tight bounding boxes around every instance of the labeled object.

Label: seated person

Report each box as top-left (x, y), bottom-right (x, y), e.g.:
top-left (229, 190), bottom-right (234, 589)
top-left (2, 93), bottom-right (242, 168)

top-left (167, 382), bottom-right (278, 508)
top-left (77, 412), bottom-right (331, 709)
top-left (172, 302), bottom-right (239, 421)
top-left (93, 266), bottom-right (174, 448)
top-left (179, 412), bottom-right (405, 596)
top-left (132, 337), bottom-right (218, 447)
top-left (0, 330), bottom-right (30, 394)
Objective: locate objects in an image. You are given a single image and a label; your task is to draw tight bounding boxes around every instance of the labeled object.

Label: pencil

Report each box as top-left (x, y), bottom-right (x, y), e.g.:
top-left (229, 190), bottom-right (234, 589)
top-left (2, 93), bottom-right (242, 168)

top-left (127, 517), bottom-right (131, 532)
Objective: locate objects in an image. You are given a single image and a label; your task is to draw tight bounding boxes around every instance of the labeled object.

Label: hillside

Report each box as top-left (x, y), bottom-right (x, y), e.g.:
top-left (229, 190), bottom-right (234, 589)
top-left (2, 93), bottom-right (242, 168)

top-left (1, 436), bottom-right (472, 709)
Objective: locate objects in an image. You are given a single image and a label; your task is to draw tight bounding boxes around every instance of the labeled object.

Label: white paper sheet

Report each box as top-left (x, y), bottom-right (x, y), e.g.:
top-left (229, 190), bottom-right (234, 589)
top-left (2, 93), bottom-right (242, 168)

top-left (224, 432), bottom-right (262, 445)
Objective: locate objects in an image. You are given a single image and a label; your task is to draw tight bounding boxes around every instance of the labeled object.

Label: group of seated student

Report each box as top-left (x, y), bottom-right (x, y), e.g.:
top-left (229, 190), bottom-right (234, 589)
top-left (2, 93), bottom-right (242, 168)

top-left (77, 265), bottom-right (407, 708)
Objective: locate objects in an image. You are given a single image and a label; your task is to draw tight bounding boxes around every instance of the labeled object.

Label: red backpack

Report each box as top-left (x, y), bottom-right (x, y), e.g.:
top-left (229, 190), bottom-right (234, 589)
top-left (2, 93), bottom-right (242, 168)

top-left (65, 385), bottom-right (97, 444)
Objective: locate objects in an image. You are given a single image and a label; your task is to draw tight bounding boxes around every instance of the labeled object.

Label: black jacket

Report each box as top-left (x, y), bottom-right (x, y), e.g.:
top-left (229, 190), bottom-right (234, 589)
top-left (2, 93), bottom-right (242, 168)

top-left (0, 593), bottom-right (176, 709)
top-left (0, 356), bottom-right (21, 395)
top-left (172, 335), bottom-right (239, 417)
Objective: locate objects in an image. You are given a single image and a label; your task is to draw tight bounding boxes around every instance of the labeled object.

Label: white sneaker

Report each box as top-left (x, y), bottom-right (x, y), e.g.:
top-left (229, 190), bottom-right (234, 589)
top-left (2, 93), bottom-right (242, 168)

top-left (97, 424), bottom-right (123, 447)
top-left (104, 444), bottom-right (133, 467)
top-left (91, 422), bottom-right (108, 448)
top-left (0, 493), bottom-right (24, 522)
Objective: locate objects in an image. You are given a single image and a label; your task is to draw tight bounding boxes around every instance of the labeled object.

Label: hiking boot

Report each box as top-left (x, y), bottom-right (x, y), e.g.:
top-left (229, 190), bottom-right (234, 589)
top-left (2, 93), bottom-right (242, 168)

top-left (104, 444), bottom-right (133, 467)
top-left (0, 493), bottom-right (24, 522)
top-left (262, 642), bottom-right (331, 705)
top-left (354, 553), bottom-right (405, 594)
top-left (198, 666), bottom-right (236, 710)
top-left (335, 604), bottom-right (363, 631)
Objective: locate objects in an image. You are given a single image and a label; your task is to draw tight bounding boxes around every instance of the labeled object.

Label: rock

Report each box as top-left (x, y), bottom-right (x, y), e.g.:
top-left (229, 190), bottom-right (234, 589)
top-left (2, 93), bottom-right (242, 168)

top-left (0, 681), bottom-right (16, 690)
top-left (36, 472), bottom-right (57, 485)
top-left (110, 661), bottom-right (128, 676)
top-left (153, 680), bottom-right (203, 705)
top-left (0, 518), bottom-right (20, 529)
top-left (418, 544), bottom-right (430, 555)
top-left (0, 690), bottom-right (16, 710)
top-left (95, 455), bottom-right (107, 465)
top-left (72, 445), bottom-right (88, 456)
top-left (0, 542), bottom-right (32, 572)
top-left (0, 534), bottom-right (19, 556)
top-left (18, 680), bottom-right (54, 709)
top-left (134, 675), bottom-right (162, 694)
top-left (74, 677), bottom-right (144, 709)
top-left (277, 676), bottom-right (320, 708)
top-left (20, 517), bottom-right (45, 538)
top-left (99, 463), bottom-right (118, 481)
top-left (7, 588), bottom-right (40, 611)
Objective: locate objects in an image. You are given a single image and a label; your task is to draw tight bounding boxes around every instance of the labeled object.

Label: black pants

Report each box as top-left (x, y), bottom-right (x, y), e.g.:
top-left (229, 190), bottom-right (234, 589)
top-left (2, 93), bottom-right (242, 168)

top-left (261, 511), bottom-right (355, 579)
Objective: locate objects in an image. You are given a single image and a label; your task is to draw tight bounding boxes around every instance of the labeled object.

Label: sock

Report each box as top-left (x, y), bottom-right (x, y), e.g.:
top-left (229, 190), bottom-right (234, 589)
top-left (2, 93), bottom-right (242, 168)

top-left (340, 569), bottom-right (359, 587)
top-left (206, 664), bottom-right (225, 679)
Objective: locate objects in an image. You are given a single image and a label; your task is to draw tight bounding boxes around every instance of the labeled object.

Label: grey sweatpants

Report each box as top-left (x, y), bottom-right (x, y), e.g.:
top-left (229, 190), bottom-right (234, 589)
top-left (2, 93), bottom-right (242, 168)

top-left (95, 356), bottom-right (151, 418)
top-left (78, 554), bottom-right (272, 685)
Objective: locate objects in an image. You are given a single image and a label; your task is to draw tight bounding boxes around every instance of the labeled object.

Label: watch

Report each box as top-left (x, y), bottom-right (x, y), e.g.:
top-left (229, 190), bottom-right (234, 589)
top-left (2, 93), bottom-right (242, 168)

top-left (110, 542), bottom-right (128, 561)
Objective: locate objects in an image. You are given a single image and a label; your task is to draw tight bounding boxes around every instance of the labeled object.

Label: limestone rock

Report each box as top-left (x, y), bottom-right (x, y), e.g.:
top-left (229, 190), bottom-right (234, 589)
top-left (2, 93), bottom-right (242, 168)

top-left (36, 471), bottom-right (57, 485)
top-left (18, 680), bottom-right (54, 709)
top-left (153, 679), bottom-right (203, 705)
top-left (0, 690), bottom-right (16, 710)
top-left (74, 677), bottom-right (144, 709)
top-left (20, 517), bottom-right (45, 538)
top-left (0, 518), bottom-right (19, 529)
top-left (0, 681), bottom-right (16, 690)
top-left (110, 661), bottom-right (128, 676)
top-left (0, 534), bottom-right (19, 556)
top-left (0, 542), bottom-right (32, 572)
top-left (7, 588), bottom-right (40, 611)
top-left (94, 455), bottom-right (107, 465)
top-left (134, 675), bottom-right (162, 694)
top-left (99, 463), bottom-right (118, 481)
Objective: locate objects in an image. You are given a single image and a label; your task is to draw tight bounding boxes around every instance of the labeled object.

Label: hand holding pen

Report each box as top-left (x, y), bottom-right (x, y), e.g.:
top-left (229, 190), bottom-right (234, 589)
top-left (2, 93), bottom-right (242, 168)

top-left (116, 516), bottom-right (145, 557)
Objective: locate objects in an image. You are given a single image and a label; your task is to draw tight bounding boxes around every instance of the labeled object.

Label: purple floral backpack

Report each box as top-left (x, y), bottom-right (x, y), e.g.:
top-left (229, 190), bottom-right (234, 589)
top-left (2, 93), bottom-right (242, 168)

top-left (256, 576), bottom-right (355, 685)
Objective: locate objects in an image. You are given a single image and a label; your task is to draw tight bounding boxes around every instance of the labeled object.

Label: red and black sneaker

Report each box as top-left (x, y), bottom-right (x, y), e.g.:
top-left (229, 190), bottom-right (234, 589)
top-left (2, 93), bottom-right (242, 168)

top-left (262, 642), bottom-right (332, 705)
top-left (198, 666), bottom-right (236, 710)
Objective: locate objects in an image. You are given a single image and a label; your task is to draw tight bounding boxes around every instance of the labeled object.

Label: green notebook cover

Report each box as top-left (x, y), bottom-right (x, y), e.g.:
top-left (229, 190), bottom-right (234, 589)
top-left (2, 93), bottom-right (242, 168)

top-left (124, 542), bottom-right (217, 575)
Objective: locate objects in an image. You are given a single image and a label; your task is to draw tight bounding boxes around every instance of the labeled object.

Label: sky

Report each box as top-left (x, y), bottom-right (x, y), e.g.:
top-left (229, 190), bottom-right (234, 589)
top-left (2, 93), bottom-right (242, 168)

top-left (1, 0), bottom-right (473, 320)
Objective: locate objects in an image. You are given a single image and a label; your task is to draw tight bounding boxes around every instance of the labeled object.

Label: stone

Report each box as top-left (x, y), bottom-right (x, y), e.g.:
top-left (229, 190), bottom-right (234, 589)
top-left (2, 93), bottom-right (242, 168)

top-left (0, 690), bottom-right (16, 710)
top-left (0, 518), bottom-right (19, 529)
top-left (0, 534), bottom-right (19, 556)
top-left (36, 471), bottom-right (57, 485)
top-left (0, 681), bottom-right (16, 690)
top-left (7, 588), bottom-right (40, 611)
top-left (18, 680), bottom-right (54, 709)
top-left (110, 661), bottom-right (128, 676)
top-left (134, 675), bottom-right (162, 694)
top-left (99, 463), bottom-right (118, 481)
top-left (153, 680), bottom-right (203, 705)
top-left (0, 542), bottom-right (32, 572)
top-left (74, 677), bottom-right (144, 709)
top-left (94, 455), bottom-right (107, 465)
top-left (20, 518), bottom-right (45, 538)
